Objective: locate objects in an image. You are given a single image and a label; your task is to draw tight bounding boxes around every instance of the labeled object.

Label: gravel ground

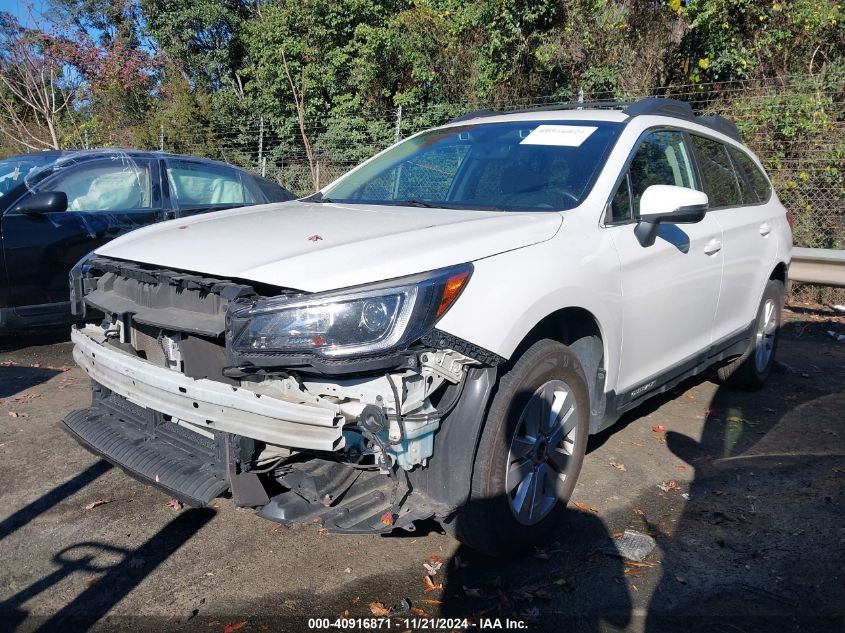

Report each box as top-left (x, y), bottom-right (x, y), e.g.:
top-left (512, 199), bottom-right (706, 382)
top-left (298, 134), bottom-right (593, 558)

top-left (0, 308), bottom-right (843, 633)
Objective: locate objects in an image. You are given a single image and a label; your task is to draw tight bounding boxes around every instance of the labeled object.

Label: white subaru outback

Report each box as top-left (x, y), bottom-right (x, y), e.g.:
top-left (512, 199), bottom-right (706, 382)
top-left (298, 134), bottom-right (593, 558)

top-left (66, 98), bottom-right (791, 555)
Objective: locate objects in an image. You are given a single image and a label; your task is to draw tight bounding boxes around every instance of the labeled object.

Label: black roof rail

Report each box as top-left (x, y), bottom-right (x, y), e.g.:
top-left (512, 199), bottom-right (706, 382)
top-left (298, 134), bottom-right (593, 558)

top-left (622, 97), bottom-right (695, 120)
top-left (448, 96), bottom-right (742, 142)
top-left (697, 115), bottom-right (742, 142)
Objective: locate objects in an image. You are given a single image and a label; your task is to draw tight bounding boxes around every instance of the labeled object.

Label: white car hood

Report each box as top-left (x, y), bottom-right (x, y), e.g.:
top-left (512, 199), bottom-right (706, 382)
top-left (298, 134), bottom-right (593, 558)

top-left (95, 201), bottom-right (563, 292)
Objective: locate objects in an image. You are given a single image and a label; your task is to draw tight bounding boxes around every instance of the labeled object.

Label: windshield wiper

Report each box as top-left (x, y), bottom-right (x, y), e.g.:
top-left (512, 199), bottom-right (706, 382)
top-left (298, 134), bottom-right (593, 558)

top-left (389, 199), bottom-right (434, 208)
top-left (304, 192), bottom-right (335, 203)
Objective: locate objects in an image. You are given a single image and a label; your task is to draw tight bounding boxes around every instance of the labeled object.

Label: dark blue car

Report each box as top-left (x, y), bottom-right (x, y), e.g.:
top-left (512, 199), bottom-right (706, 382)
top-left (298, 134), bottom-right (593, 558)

top-left (0, 149), bottom-right (295, 330)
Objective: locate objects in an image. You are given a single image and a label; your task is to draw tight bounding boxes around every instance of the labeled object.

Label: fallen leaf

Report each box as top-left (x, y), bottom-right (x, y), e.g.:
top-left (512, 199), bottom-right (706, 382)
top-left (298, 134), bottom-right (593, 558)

top-left (533, 547), bottom-right (550, 560)
top-left (84, 576), bottom-right (100, 588)
top-left (652, 424), bottom-right (666, 433)
top-left (675, 464), bottom-right (687, 472)
top-left (657, 481), bottom-right (681, 492)
top-left (522, 606), bottom-right (540, 619)
top-left (833, 466), bottom-right (845, 473)
top-left (513, 585), bottom-right (540, 601)
top-left (369, 602), bottom-right (390, 617)
top-left (625, 560), bottom-right (657, 568)
top-left (423, 561), bottom-right (441, 576)
top-left (610, 461), bottom-right (627, 472)
top-left (573, 501), bottom-right (598, 513)
top-left (31, 363), bottom-right (40, 368)
top-left (7, 411), bottom-right (27, 418)
top-left (422, 576), bottom-right (443, 593)
top-left (380, 511), bottom-right (394, 526)
top-left (420, 599), bottom-right (441, 605)
top-left (429, 555), bottom-right (444, 564)
top-left (611, 531), bottom-right (624, 539)
top-left (410, 607), bottom-right (429, 617)
top-left (165, 498), bottom-right (183, 511)
top-left (554, 576), bottom-right (576, 592)
top-left (632, 506), bottom-right (645, 516)
top-left (84, 499), bottom-right (112, 511)
top-left (463, 586), bottom-right (483, 598)
top-left (223, 621), bottom-right (248, 633)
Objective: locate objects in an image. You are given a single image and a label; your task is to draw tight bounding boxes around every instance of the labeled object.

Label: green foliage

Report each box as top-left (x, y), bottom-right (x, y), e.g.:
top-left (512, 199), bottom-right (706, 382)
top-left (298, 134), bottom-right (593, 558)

top-left (0, 0), bottom-right (842, 250)
top-left (680, 0), bottom-right (844, 82)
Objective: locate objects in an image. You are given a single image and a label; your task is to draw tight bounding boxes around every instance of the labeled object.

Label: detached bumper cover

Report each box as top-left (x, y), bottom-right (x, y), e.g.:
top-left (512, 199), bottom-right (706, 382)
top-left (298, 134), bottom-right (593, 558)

top-left (70, 326), bottom-right (344, 451)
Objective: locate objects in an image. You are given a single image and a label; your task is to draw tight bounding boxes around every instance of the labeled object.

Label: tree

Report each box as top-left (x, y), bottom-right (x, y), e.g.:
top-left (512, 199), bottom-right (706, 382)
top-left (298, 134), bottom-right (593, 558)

top-left (0, 13), bottom-right (79, 150)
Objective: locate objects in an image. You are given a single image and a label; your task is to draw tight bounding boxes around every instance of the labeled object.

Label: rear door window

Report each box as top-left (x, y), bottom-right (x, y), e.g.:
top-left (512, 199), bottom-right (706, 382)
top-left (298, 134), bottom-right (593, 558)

top-left (727, 147), bottom-right (772, 204)
top-left (166, 160), bottom-right (259, 208)
top-left (690, 135), bottom-right (743, 208)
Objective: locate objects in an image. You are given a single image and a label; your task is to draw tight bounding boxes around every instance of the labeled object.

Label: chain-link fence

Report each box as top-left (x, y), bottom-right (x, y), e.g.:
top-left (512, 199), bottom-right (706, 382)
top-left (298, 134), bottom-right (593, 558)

top-left (146, 74), bottom-right (844, 253)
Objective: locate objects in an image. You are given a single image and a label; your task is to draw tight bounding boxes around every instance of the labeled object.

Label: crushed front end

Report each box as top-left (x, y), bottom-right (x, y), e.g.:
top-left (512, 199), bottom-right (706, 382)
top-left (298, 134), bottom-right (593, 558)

top-left (65, 255), bottom-right (503, 533)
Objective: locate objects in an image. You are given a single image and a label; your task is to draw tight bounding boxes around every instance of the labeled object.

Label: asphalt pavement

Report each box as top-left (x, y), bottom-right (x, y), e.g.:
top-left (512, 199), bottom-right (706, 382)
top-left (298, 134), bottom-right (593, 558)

top-left (0, 308), bottom-right (843, 633)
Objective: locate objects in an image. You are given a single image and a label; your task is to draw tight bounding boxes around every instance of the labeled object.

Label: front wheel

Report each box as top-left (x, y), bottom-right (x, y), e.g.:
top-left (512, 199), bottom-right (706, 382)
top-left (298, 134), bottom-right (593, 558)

top-left (717, 279), bottom-right (785, 390)
top-left (453, 339), bottom-right (590, 556)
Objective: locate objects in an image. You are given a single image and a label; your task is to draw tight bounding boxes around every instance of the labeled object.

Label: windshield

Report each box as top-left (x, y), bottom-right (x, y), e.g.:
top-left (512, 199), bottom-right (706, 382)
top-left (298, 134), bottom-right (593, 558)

top-left (0, 154), bottom-right (58, 198)
top-left (321, 120), bottom-right (622, 211)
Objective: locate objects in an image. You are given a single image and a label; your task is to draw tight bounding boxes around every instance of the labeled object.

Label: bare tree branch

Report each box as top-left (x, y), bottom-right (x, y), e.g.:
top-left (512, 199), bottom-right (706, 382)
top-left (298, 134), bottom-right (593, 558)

top-left (0, 17), bottom-right (80, 151)
top-left (280, 47), bottom-right (317, 191)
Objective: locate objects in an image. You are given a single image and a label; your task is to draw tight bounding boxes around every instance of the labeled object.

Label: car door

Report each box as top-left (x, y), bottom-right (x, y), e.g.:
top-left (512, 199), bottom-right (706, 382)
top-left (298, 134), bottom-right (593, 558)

top-left (605, 129), bottom-right (724, 394)
top-left (690, 135), bottom-right (780, 342)
top-left (2, 155), bottom-right (162, 312)
top-left (164, 158), bottom-right (264, 218)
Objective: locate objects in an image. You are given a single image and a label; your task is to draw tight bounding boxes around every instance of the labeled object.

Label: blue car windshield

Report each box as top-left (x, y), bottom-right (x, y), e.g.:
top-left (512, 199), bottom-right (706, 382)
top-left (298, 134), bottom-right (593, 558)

top-left (0, 154), bottom-right (58, 198)
top-left (320, 120), bottom-right (622, 211)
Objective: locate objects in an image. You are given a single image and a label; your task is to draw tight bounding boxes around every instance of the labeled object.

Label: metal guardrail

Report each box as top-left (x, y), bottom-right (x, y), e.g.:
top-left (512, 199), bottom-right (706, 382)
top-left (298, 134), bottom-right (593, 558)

top-left (790, 247), bottom-right (845, 288)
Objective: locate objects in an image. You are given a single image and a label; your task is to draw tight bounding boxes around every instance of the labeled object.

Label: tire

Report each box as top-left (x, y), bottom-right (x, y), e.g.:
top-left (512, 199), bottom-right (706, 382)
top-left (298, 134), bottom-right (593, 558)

top-left (717, 279), bottom-right (785, 390)
top-left (453, 339), bottom-right (590, 557)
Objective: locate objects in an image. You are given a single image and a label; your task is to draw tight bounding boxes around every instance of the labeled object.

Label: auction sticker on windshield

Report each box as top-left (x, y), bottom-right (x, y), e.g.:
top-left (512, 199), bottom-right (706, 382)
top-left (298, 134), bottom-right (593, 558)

top-left (519, 124), bottom-right (597, 147)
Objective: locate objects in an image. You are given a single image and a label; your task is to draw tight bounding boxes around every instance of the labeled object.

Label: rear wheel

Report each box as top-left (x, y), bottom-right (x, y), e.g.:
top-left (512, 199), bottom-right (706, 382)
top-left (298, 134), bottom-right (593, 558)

top-left (717, 279), bottom-right (784, 390)
top-left (453, 339), bottom-right (590, 556)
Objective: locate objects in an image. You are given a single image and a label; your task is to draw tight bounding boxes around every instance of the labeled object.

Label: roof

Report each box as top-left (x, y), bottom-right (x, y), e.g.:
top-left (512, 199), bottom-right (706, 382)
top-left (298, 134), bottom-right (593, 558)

top-left (447, 97), bottom-right (742, 142)
top-left (1, 148), bottom-right (254, 171)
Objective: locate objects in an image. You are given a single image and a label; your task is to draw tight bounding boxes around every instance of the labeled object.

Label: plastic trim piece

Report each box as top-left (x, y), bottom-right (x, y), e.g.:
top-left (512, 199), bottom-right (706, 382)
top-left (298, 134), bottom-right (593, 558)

top-left (71, 326), bottom-right (345, 451)
top-left (422, 329), bottom-right (506, 366)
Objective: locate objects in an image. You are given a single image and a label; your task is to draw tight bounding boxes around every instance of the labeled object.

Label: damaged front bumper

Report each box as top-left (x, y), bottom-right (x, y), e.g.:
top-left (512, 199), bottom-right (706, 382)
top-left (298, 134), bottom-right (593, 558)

top-left (64, 256), bottom-right (504, 533)
top-left (71, 325), bottom-right (345, 451)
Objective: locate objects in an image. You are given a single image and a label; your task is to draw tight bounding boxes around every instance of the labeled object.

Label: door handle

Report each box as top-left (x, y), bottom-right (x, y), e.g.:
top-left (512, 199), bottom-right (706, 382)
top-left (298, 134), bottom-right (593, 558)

top-left (759, 222), bottom-right (771, 236)
top-left (703, 238), bottom-right (722, 255)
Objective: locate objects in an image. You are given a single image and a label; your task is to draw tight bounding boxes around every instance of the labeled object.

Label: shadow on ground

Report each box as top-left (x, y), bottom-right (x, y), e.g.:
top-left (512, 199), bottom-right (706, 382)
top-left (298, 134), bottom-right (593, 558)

top-left (436, 317), bottom-right (845, 632)
top-left (0, 507), bottom-right (215, 632)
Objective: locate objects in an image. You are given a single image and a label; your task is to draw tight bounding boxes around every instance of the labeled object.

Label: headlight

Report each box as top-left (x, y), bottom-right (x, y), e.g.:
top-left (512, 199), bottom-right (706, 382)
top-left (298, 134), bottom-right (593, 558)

top-left (229, 264), bottom-right (472, 358)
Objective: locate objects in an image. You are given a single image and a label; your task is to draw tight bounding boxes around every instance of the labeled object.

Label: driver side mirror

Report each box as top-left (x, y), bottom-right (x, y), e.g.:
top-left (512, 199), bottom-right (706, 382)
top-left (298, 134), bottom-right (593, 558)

top-left (634, 185), bottom-right (708, 247)
top-left (14, 190), bottom-right (68, 215)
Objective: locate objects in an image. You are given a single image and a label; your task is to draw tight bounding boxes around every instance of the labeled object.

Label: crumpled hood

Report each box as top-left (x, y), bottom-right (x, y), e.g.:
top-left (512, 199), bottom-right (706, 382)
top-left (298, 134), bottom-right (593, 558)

top-left (95, 200), bottom-right (563, 292)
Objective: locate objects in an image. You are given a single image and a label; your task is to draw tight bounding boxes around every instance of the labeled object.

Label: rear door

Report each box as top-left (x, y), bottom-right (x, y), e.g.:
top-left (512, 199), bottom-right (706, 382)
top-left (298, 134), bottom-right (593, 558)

top-left (606, 129), bottom-right (724, 394)
top-left (2, 156), bottom-right (162, 312)
top-left (689, 135), bottom-right (779, 342)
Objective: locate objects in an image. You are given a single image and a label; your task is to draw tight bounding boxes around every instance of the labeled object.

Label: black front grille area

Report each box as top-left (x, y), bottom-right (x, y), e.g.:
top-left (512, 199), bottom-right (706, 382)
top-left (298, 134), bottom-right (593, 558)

top-left (81, 256), bottom-right (267, 337)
